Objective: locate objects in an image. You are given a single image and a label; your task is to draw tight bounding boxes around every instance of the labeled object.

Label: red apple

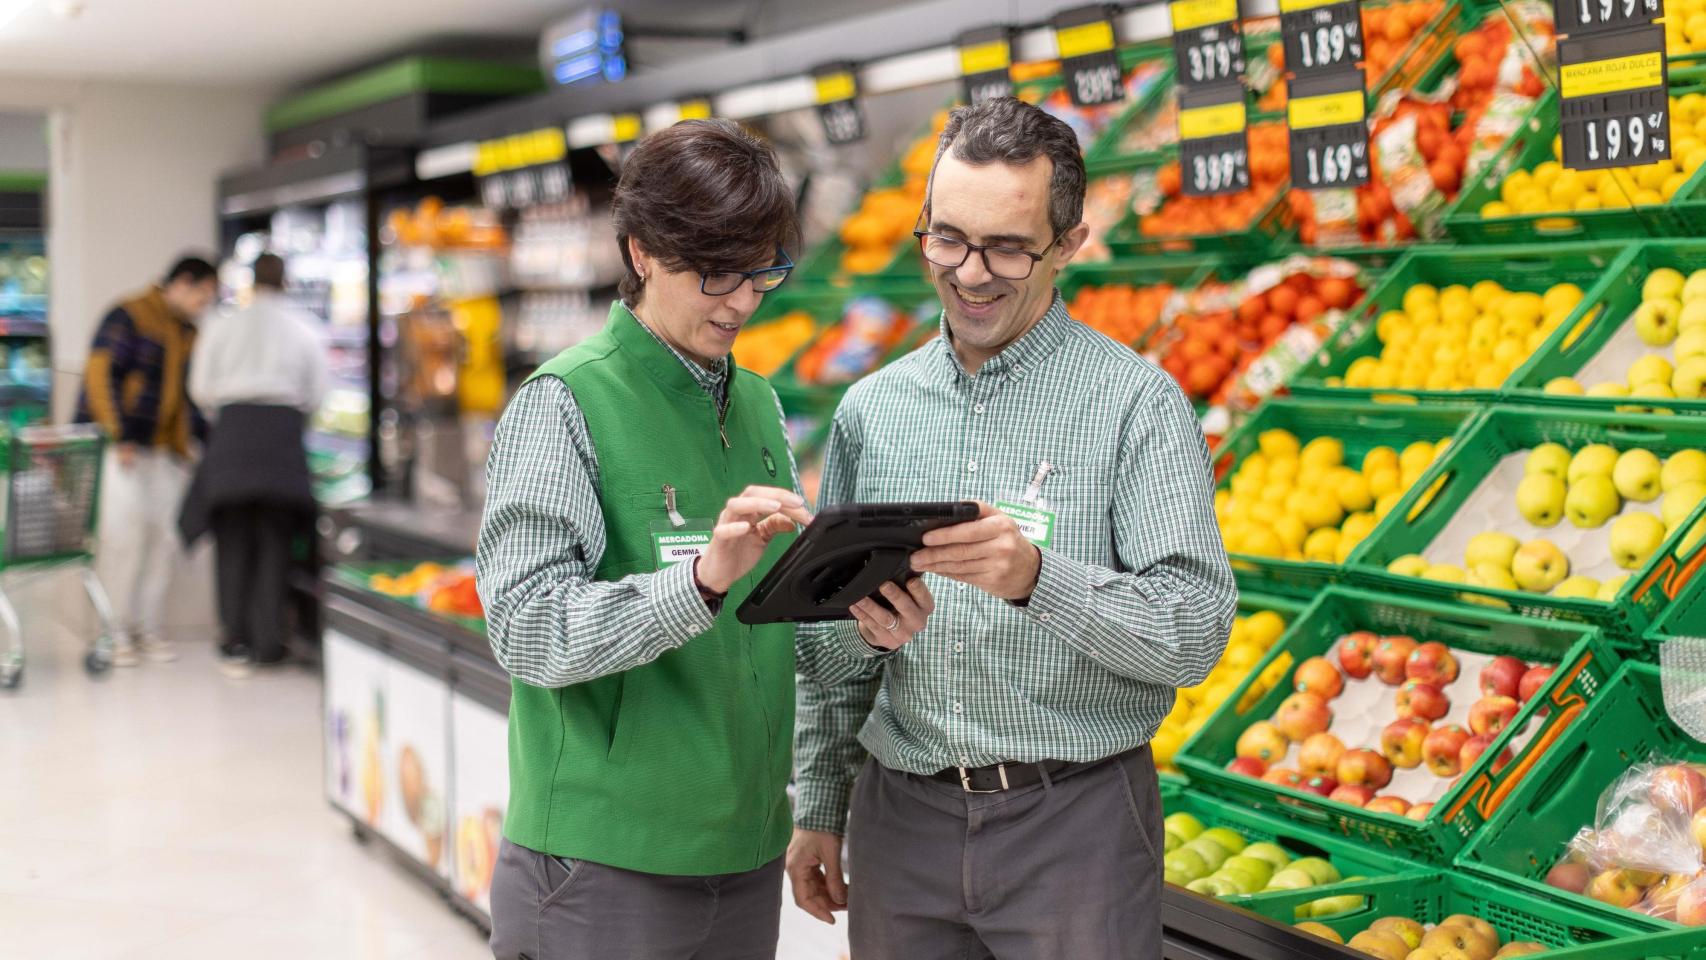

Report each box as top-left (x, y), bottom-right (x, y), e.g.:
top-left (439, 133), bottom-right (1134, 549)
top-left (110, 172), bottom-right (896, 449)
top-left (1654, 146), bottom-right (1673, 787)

top-left (1226, 756), bottom-right (1267, 778)
top-left (1294, 656), bottom-right (1345, 699)
top-left (1480, 655), bottom-right (1528, 698)
top-left (1339, 631), bottom-right (1379, 679)
top-left (1372, 635), bottom-right (1419, 685)
top-left (1298, 732), bottom-right (1347, 779)
top-left (1300, 775), bottom-right (1338, 797)
top-left (1405, 801), bottom-right (1435, 821)
top-left (1424, 724), bottom-right (1472, 777)
top-left (1329, 784), bottom-right (1376, 807)
top-left (1365, 795), bottom-right (1412, 816)
top-left (1337, 748), bottom-right (1394, 790)
top-left (1380, 717), bottom-right (1431, 769)
top-left (1406, 641), bottom-right (1460, 685)
top-left (1519, 665), bottom-right (1554, 703)
top-left (1459, 733), bottom-right (1513, 773)
top-left (1274, 692), bottom-right (1333, 742)
top-left (1236, 721), bottom-right (1290, 764)
top-left (1263, 767), bottom-right (1304, 788)
top-left (1587, 869), bottom-right (1647, 909)
top-left (1651, 764), bottom-right (1706, 816)
top-left (1395, 680), bottom-right (1450, 722)
top-left (1468, 695), bottom-right (1521, 736)
top-left (1545, 860), bottom-right (1591, 894)
top-left (1677, 882), bottom-right (1706, 926)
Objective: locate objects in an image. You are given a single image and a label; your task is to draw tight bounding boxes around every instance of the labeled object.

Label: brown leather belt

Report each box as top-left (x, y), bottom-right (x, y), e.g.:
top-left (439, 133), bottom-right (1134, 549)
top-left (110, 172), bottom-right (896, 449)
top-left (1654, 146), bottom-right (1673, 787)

top-left (928, 755), bottom-right (1111, 794)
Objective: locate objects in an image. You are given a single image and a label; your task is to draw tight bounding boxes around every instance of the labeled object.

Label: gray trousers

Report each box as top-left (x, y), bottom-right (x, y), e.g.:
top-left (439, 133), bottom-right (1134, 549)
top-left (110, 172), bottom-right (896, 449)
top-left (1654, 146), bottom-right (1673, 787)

top-left (847, 745), bottom-right (1164, 960)
top-left (488, 839), bottom-right (783, 960)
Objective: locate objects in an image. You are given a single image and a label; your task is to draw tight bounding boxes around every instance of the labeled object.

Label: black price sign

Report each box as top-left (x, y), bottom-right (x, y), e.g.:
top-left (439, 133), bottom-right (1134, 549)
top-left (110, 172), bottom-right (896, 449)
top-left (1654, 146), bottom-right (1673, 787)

top-left (1279, 0), bottom-right (1364, 77)
top-left (473, 128), bottom-right (571, 210)
top-left (812, 64), bottom-right (867, 145)
top-left (1555, 0), bottom-right (1662, 37)
top-left (1559, 26), bottom-right (1670, 169)
top-left (1288, 70), bottom-right (1372, 188)
top-left (958, 26), bottom-right (1015, 104)
top-left (1178, 84), bottom-right (1252, 196)
top-left (1171, 0), bottom-right (1246, 88)
top-left (1052, 6), bottom-right (1126, 106)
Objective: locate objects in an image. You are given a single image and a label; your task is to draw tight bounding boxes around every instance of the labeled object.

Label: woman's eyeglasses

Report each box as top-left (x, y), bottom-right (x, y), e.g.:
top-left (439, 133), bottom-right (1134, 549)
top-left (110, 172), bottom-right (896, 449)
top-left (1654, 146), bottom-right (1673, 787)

top-left (700, 248), bottom-right (794, 296)
top-left (913, 231), bottom-right (1061, 281)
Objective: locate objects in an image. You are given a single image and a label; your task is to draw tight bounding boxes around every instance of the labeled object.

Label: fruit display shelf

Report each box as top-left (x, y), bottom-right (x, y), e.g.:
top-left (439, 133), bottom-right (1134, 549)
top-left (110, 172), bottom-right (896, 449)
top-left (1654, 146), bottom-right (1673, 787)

top-left (1242, 870), bottom-right (1706, 958)
top-left (1290, 241), bottom-right (1634, 407)
top-left (1078, 43), bottom-right (1183, 169)
top-left (1346, 406), bottom-right (1706, 641)
top-left (1176, 585), bottom-right (1614, 864)
top-left (1056, 254), bottom-right (1226, 350)
top-left (1457, 662), bottom-right (1706, 937)
top-left (1445, 69), bottom-right (1706, 244)
top-left (1506, 239), bottom-right (1706, 415)
top-left (1210, 398), bottom-right (1483, 599)
top-left (326, 560), bottom-right (485, 636)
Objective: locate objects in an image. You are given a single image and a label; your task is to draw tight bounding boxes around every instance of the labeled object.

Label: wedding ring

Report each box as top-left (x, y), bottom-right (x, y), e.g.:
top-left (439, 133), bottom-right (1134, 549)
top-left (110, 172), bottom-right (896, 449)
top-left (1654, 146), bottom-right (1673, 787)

top-left (884, 618), bottom-right (900, 631)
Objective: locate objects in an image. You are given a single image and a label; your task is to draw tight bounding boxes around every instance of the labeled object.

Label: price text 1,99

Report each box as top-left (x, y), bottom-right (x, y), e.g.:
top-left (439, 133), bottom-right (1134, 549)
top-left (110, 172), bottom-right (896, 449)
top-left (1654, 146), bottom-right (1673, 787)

top-left (1581, 113), bottom-right (1655, 163)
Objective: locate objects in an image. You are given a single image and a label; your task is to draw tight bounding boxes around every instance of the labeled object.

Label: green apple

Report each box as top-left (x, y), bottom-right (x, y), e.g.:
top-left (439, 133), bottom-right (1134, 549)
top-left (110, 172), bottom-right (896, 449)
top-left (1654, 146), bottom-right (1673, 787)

top-left (1165, 849), bottom-right (1210, 882)
top-left (1513, 539), bottom-right (1571, 592)
top-left (1589, 382), bottom-right (1631, 398)
top-left (1679, 328), bottom-right (1706, 363)
top-left (1185, 877), bottom-right (1218, 895)
top-left (1614, 449), bottom-right (1664, 502)
top-left (1265, 868), bottom-right (1317, 891)
top-left (1630, 354), bottom-right (1676, 389)
top-left (1634, 299), bottom-right (1683, 346)
top-left (1199, 827), bottom-right (1247, 855)
top-left (1565, 474), bottom-right (1622, 528)
top-left (1675, 357), bottom-right (1706, 400)
top-left (1610, 512), bottom-right (1669, 569)
top-left (1465, 531), bottom-right (1522, 569)
top-left (1470, 562), bottom-right (1519, 591)
top-left (1665, 450), bottom-right (1706, 491)
top-left (1222, 855), bottom-right (1275, 886)
top-left (1291, 857), bottom-right (1342, 886)
top-left (1684, 269), bottom-right (1706, 304)
top-left (1646, 268), bottom-right (1687, 302)
top-left (1423, 563), bottom-right (1467, 583)
top-left (1545, 377), bottom-right (1586, 395)
top-left (1387, 554), bottom-right (1429, 577)
top-left (1569, 444), bottom-right (1621, 484)
top-left (1553, 574), bottom-right (1602, 600)
top-left (1663, 482), bottom-right (1706, 531)
top-left (1242, 842), bottom-right (1291, 871)
top-left (1682, 297), bottom-right (1706, 331)
top-left (1186, 838), bottom-right (1231, 870)
top-left (1164, 830), bottom-right (1182, 854)
top-left (1517, 473), bottom-right (1568, 527)
top-left (1597, 574), bottom-right (1631, 601)
top-left (1526, 443), bottom-right (1574, 480)
top-left (1304, 893), bottom-right (1367, 919)
top-left (1164, 812), bottom-right (1205, 841)
top-left (1202, 877), bottom-right (1242, 897)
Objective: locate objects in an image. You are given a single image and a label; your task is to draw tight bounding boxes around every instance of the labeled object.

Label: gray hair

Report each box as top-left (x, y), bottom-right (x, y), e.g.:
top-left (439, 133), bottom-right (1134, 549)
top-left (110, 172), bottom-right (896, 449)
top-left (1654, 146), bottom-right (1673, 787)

top-left (926, 97), bottom-right (1087, 239)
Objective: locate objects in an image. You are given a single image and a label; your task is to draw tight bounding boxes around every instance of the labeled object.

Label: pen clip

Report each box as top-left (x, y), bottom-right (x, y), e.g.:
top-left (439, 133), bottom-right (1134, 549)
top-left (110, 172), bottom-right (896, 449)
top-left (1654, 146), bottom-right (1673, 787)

top-left (1022, 461), bottom-right (1054, 506)
top-left (663, 484), bottom-right (688, 529)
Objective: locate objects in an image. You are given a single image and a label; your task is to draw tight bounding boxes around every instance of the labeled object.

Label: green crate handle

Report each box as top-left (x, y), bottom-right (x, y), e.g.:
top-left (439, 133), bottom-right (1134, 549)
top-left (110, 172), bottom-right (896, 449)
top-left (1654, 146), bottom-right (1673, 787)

top-left (1230, 871), bottom-right (1435, 921)
top-left (1518, 736), bottom-right (1591, 824)
top-left (1556, 306), bottom-right (1606, 360)
top-left (1605, 425), bottom-right (1671, 446)
top-left (1351, 412), bottom-right (1409, 431)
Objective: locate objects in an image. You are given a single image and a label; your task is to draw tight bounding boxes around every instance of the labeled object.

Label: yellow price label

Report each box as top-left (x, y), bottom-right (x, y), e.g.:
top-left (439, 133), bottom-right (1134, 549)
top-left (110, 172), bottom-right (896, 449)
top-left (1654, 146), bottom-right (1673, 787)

top-left (1171, 0), bottom-right (1239, 33)
top-left (1055, 20), bottom-right (1116, 59)
top-left (612, 114), bottom-right (643, 143)
top-left (1277, 0), bottom-right (1342, 13)
top-left (1180, 100), bottom-right (1248, 140)
top-left (1288, 89), bottom-right (1366, 129)
top-left (1561, 51), bottom-right (1664, 98)
top-left (475, 128), bottom-right (565, 175)
top-left (525, 128), bottom-right (566, 166)
top-left (814, 72), bottom-right (857, 104)
top-left (960, 39), bottom-right (1011, 75)
top-left (679, 99), bottom-right (712, 121)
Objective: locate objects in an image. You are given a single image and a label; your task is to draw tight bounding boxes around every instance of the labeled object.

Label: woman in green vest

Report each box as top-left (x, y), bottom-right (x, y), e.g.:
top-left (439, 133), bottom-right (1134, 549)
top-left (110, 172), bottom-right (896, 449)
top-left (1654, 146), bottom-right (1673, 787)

top-left (478, 119), bottom-right (855, 959)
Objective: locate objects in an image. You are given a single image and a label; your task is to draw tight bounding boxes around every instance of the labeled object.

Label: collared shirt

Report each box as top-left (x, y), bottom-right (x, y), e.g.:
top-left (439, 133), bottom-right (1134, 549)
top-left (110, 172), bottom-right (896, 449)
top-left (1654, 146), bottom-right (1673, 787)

top-left (792, 293), bottom-right (1236, 835)
top-left (189, 291), bottom-right (331, 415)
top-left (477, 301), bottom-right (782, 689)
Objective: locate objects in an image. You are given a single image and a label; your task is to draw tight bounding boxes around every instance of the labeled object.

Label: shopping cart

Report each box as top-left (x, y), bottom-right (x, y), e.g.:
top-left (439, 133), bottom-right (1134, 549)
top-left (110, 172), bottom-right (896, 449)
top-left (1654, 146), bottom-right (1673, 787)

top-left (0, 423), bottom-right (116, 689)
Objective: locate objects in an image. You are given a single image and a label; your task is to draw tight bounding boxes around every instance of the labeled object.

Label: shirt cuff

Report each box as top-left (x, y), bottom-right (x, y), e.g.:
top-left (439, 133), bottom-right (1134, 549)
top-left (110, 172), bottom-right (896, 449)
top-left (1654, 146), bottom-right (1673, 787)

top-left (792, 776), bottom-right (855, 836)
top-left (1024, 548), bottom-right (1094, 637)
top-left (835, 619), bottom-right (892, 661)
top-left (646, 559), bottom-right (718, 648)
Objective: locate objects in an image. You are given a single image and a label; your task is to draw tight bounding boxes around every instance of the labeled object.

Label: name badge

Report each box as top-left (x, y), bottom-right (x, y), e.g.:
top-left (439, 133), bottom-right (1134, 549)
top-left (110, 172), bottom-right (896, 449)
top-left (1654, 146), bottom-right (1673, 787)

top-left (653, 530), bottom-right (713, 567)
top-left (996, 500), bottom-right (1056, 548)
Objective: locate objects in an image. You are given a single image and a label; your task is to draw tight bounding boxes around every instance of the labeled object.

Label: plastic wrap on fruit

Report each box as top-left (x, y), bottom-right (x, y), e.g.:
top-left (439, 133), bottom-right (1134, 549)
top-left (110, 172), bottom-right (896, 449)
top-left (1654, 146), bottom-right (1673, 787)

top-left (1565, 759), bottom-right (1706, 878)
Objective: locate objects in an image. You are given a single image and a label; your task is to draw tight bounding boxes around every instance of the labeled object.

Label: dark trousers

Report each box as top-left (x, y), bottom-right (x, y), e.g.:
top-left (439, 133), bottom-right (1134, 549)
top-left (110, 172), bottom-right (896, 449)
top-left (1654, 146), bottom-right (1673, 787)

top-left (212, 503), bottom-right (294, 661)
top-left (847, 745), bottom-right (1165, 960)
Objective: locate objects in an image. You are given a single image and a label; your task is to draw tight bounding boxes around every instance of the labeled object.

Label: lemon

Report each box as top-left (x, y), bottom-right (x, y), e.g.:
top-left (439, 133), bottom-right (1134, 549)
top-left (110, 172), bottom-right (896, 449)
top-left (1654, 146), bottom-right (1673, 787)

top-left (1362, 445), bottom-right (1399, 475)
top-left (1544, 283), bottom-right (1584, 318)
top-left (1500, 170), bottom-right (1533, 205)
top-left (1634, 189), bottom-right (1665, 206)
top-left (1532, 161), bottom-right (1564, 191)
top-left (1258, 428), bottom-right (1301, 460)
top-left (1664, 173), bottom-right (1692, 200)
top-left (1345, 356), bottom-right (1381, 388)
top-left (1471, 279), bottom-right (1506, 309)
top-left (1575, 194), bottom-right (1604, 212)
top-left (1402, 284), bottom-right (1439, 314)
top-left (1513, 187), bottom-right (1551, 214)
top-left (1549, 170), bottom-right (1586, 208)
top-left (1244, 610), bottom-right (1286, 648)
top-left (1301, 436), bottom-right (1345, 470)
top-left (1552, 134), bottom-right (1564, 161)
top-left (1481, 200), bottom-right (1514, 219)
top-left (1687, 12), bottom-right (1706, 43)
top-left (1502, 292), bottom-right (1545, 327)
top-left (1408, 304), bottom-right (1441, 329)
top-left (1637, 162), bottom-right (1674, 192)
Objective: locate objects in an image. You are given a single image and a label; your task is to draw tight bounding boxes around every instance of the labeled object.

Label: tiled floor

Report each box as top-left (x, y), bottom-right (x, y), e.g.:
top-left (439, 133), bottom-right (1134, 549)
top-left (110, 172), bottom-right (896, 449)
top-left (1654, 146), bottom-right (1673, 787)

top-left (0, 572), bottom-right (850, 959)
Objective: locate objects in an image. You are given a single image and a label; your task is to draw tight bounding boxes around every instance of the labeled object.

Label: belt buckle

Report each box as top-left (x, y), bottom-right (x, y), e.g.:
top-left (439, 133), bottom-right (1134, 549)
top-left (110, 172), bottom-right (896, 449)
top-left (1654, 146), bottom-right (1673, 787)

top-left (958, 763), bottom-right (1009, 794)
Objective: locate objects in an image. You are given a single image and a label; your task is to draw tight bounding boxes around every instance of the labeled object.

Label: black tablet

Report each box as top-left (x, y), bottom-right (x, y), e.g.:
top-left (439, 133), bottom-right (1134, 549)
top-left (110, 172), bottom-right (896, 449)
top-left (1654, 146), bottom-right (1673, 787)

top-left (736, 501), bottom-right (980, 625)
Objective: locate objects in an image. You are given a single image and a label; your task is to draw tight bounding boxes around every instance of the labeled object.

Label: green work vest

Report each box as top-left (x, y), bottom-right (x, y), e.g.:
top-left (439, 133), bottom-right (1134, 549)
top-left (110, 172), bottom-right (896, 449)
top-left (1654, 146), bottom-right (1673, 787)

top-left (504, 302), bottom-right (797, 876)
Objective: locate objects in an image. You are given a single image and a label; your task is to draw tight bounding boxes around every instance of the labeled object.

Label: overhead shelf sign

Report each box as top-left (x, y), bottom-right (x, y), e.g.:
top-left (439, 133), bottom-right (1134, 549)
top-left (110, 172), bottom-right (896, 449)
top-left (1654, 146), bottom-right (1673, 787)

top-left (958, 25), bottom-right (1016, 104)
top-left (1558, 24), bottom-right (1670, 169)
top-left (1053, 6), bottom-right (1126, 106)
top-left (1178, 83), bottom-right (1252, 195)
top-left (474, 128), bottom-right (571, 210)
top-left (1171, 0), bottom-right (1246, 86)
top-left (1554, 0), bottom-right (1663, 38)
top-left (1278, 0), bottom-right (1363, 78)
top-left (1287, 69), bottom-right (1371, 188)
top-left (812, 62), bottom-right (867, 145)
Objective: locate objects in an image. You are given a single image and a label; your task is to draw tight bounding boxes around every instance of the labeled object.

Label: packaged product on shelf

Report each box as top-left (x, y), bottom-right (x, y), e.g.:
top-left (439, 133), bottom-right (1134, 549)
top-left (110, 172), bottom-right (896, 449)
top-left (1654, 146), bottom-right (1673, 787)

top-left (1545, 757), bottom-right (1706, 923)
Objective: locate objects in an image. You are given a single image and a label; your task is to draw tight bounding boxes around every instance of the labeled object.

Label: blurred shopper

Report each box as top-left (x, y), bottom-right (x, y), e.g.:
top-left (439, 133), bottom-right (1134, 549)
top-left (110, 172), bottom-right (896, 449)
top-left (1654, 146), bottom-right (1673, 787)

top-left (180, 253), bottom-right (328, 677)
top-left (477, 119), bottom-right (806, 960)
top-left (76, 255), bottom-right (218, 667)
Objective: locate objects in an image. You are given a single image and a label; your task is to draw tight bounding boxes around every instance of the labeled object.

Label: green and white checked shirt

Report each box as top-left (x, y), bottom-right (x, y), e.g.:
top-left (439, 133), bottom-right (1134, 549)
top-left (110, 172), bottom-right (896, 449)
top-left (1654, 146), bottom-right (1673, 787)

top-left (792, 293), bottom-right (1237, 835)
top-left (476, 302), bottom-right (793, 688)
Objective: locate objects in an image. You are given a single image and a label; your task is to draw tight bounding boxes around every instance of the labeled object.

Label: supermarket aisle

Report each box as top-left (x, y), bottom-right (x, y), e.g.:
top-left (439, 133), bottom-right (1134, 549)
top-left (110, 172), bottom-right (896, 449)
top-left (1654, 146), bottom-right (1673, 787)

top-left (0, 573), bottom-right (849, 960)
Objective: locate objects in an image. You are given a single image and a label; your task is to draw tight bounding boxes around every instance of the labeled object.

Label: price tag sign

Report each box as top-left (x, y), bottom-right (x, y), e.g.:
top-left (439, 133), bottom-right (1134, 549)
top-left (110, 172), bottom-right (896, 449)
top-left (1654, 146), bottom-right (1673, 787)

top-left (1288, 70), bottom-right (1372, 188)
top-left (612, 113), bottom-right (643, 144)
top-left (1053, 6), bottom-right (1126, 106)
top-left (1559, 26), bottom-right (1670, 169)
top-left (1555, 0), bottom-right (1662, 37)
top-left (958, 25), bottom-right (1015, 104)
top-left (812, 62), bottom-right (867, 145)
top-left (1179, 84), bottom-right (1252, 196)
top-left (678, 97), bottom-right (713, 121)
top-left (1171, 0), bottom-right (1246, 89)
top-left (1279, 0), bottom-right (1364, 78)
top-left (473, 128), bottom-right (570, 210)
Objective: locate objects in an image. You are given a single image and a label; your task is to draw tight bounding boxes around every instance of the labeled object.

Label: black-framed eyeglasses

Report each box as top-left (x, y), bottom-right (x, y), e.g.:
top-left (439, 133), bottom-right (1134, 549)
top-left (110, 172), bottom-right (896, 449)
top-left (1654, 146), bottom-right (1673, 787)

top-left (700, 248), bottom-right (794, 296)
top-left (912, 230), bottom-right (1062, 281)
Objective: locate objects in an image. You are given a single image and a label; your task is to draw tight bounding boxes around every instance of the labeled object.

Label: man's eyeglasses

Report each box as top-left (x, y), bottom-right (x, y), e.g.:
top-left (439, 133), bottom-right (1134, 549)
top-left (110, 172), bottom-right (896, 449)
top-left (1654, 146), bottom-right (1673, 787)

top-left (913, 231), bottom-right (1061, 281)
top-left (700, 248), bottom-right (794, 296)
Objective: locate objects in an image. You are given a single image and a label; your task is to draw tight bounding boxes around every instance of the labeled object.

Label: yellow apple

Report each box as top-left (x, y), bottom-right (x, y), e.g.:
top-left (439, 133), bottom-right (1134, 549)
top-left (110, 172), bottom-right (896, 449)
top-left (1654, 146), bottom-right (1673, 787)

top-left (1589, 382), bottom-right (1631, 398)
top-left (1553, 574), bottom-right (1602, 600)
top-left (1610, 512), bottom-right (1669, 569)
top-left (1569, 444), bottom-right (1621, 483)
top-left (1388, 554), bottom-right (1429, 577)
top-left (1598, 574), bottom-right (1631, 601)
top-left (1566, 474), bottom-right (1622, 528)
top-left (1634, 299), bottom-right (1684, 346)
top-left (1676, 357), bottom-right (1706, 399)
top-left (1614, 448), bottom-right (1665, 502)
top-left (1630, 354), bottom-right (1677, 389)
top-left (1517, 473), bottom-right (1568, 527)
top-left (1513, 539), bottom-right (1571, 592)
top-left (1664, 483), bottom-right (1706, 531)
top-left (1465, 531), bottom-right (1522, 570)
top-left (1526, 443), bottom-right (1573, 480)
top-left (1683, 269), bottom-right (1706, 304)
top-left (1665, 450), bottom-right (1706, 491)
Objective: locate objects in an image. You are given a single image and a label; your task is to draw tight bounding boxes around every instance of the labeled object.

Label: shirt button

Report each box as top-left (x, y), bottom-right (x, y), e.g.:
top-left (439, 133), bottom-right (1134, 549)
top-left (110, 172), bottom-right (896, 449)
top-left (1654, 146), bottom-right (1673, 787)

top-left (953, 701), bottom-right (964, 714)
top-left (974, 403), bottom-right (985, 414)
top-left (953, 642), bottom-right (964, 653)
top-left (1040, 613), bottom-right (1052, 622)
top-left (967, 460), bottom-right (978, 473)
top-left (960, 755), bottom-right (972, 765)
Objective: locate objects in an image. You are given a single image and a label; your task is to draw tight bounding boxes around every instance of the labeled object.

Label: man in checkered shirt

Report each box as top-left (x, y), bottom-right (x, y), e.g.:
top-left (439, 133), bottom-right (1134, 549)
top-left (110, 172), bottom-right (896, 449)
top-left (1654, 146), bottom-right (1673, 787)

top-left (786, 97), bottom-right (1237, 959)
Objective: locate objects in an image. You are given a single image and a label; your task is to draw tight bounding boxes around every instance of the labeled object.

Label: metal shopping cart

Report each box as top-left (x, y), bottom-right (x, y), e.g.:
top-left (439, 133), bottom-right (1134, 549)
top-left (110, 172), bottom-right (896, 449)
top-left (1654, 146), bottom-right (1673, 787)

top-left (0, 423), bottom-right (116, 689)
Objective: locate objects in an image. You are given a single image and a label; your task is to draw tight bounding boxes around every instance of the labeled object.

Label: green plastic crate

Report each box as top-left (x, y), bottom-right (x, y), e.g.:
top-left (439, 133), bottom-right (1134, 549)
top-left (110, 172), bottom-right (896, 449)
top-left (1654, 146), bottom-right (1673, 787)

top-left (1345, 406), bottom-right (1706, 640)
top-left (1241, 870), bottom-right (1706, 958)
top-left (1289, 242), bottom-right (1636, 406)
top-left (1176, 585), bottom-right (1615, 863)
top-left (1649, 566), bottom-right (1706, 643)
top-left (1505, 239), bottom-right (1706, 415)
top-left (1445, 69), bottom-right (1706, 244)
top-left (1458, 662), bottom-right (1706, 937)
top-left (1210, 398), bottom-right (1482, 599)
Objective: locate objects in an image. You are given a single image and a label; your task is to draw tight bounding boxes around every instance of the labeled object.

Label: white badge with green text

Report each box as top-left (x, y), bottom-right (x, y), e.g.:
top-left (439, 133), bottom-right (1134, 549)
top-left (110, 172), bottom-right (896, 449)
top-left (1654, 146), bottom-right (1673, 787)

top-left (653, 530), bottom-right (713, 567)
top-left (997, 500), bottom-right (1056, 548)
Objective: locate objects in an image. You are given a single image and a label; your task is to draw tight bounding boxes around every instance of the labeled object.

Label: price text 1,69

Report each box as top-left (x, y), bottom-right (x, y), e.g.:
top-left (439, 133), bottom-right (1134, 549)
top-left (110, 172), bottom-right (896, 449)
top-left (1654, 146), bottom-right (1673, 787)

top-left (1304, 143), bottom-right (1360, 185)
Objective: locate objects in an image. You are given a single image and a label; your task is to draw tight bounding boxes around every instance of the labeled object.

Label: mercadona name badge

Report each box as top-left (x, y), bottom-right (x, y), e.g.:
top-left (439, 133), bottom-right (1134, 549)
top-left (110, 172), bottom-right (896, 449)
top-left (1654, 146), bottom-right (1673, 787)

top-left (996, 501), bottom-right (1056, 548)
top-left (653, 529), bottom-right (713, 567)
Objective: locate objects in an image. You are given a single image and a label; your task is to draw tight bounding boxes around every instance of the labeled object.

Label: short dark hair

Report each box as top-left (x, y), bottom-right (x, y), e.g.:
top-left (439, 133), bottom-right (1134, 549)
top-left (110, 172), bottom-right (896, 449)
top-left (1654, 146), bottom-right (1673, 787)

top-left (612, 118), bottom-right (799, 305)
top-left (164, 255), bottom-right (218, 287)
top-left (252, 253), bottom-right (286, 290)
top-left (927, 97), bottom-right (1087, 238)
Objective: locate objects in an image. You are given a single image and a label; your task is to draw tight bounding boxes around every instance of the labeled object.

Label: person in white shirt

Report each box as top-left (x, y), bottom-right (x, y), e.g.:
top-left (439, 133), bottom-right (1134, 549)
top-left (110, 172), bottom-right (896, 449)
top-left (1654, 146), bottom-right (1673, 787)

top-left (183, 253), bottom-right (330, 676)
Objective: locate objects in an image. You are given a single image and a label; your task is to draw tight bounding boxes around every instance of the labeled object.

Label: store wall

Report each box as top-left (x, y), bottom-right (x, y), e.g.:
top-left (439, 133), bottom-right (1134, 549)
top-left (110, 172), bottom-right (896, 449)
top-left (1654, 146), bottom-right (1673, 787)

top-left (0, 113), bottom-right (49, 171)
